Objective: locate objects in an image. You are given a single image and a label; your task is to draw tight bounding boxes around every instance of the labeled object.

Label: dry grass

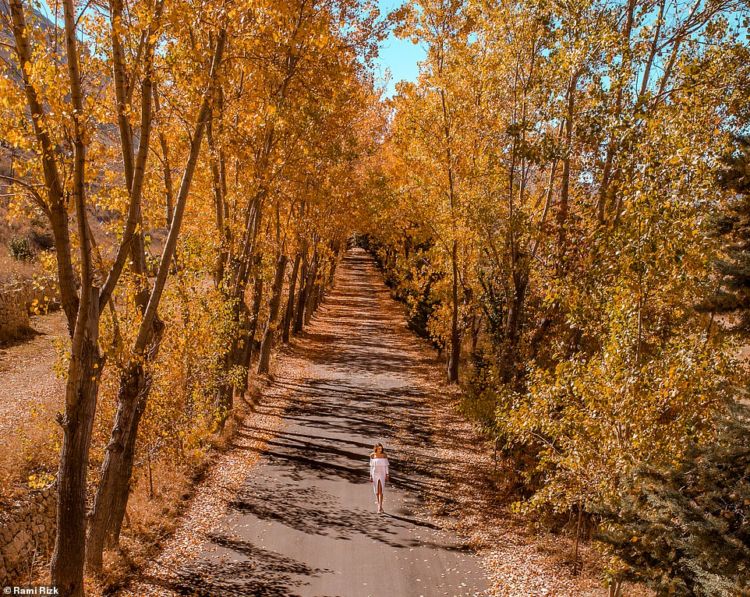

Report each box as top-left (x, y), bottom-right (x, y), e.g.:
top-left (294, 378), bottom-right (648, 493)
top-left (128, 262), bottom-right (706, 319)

top-left (0, 421), bottom-right (59, 500)
top-left (0, 193), bottom-right (49, 283)
top-left (0, 249), bottom-right (38, 286)
top-left (96, 460), bottom-right (199, 594)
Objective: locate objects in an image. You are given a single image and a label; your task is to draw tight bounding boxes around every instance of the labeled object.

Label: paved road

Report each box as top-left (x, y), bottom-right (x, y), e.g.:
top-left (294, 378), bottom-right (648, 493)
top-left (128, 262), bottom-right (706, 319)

top-left (146, 249), bottom-right (488, 596)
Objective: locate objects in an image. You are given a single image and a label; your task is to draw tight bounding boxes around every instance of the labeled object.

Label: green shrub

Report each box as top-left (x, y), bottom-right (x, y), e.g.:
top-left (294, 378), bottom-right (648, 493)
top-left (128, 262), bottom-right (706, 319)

top-left (9, 236), bottom-right (33, 261)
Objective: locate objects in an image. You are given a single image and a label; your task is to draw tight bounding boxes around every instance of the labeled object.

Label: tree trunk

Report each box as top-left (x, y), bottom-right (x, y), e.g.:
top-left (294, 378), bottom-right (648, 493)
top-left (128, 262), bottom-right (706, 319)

top-left (327, 247), bottom-right (339, 286)
top-left (470, 312), bottom-right (481, 356)
top-left (304, 285), bottom-right (317, 325)
top-left (557, 73), bottom-right (577, 273)
top-left (85, 366), bottom-right (142, 568)
top-left (293, 253), bottom-right (312, 334)
top-left (303, 257), bottom-right (319, 326)
top-left (447, 240), bottom-right (460, 383)
top-left (257, 254), bottom-right (288, 374)
top-left (51, 288), bottom-right (101, 597)
top-left (208, 106), bottom-right (229, 287)
top-left (216, 259), bottom-right (262, 417)
top-left (238, 272), bottom-right (264, 392)
top-left (87, 29), bottom-right (226, 570)
top-left (52, 2), bottom-right (99, 590)
top-left (572, 504), bottom-right (583, 575)
top-left (7, 0), bottom-right (79, 333)
top-left (86, 321), bottom-right (163, 573)
top-left (608, 580), bottom-right (624, 597)
top-left (281, 252), bottom-right (301, 343)
top-left (501, 271), bottom-right (528, 383)
top-left (312, 281), bottom-right (322, 312)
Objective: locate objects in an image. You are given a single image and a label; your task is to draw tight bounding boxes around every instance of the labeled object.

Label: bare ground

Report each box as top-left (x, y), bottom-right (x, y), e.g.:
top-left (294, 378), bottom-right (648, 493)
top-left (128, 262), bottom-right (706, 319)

top-left (0, 310), bottom-right (65, 492)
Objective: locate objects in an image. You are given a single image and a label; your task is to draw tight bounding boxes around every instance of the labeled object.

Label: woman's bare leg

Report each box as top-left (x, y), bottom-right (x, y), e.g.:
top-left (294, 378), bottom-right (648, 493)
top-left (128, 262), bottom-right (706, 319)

top-left (377, 480), bottom-right (384, 512)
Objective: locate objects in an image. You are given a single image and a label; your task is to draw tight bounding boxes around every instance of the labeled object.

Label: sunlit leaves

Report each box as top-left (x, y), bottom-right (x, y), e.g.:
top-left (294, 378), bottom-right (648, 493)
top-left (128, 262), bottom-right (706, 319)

top-left (362, 2), bottom-right (750, 581)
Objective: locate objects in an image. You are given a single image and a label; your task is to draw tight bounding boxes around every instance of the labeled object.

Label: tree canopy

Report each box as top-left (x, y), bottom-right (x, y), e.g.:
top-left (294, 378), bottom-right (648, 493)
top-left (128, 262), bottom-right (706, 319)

top-left (1, 0), bottom-right (749, 593)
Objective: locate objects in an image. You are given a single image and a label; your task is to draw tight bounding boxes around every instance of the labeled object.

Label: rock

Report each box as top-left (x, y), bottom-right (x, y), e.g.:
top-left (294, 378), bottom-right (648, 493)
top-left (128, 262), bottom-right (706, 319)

top-left (0, 489), bottom-right (57, 581)
top-left (13, 529), bottom-right (31, 552)
top-left (4, 543), bottom-right (19, 569)
top-left (0, 525), bottom-right (13, 544)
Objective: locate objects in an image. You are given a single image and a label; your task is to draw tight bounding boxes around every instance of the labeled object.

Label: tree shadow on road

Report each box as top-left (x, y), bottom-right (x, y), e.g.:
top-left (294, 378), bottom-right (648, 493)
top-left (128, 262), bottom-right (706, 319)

top-left (142, 538), bottom-right (328, 597)
top-left (143, 250), bottom-right (493, 595)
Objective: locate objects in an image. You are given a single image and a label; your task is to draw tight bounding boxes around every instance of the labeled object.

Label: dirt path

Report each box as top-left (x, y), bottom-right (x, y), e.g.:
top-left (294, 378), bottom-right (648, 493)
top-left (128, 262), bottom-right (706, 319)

top-left (130, 249), bottom-right (489, 596)
top-left (0, 311), bottom-right (65, 437)
top-left (0, 311), bottom-right (65, 485)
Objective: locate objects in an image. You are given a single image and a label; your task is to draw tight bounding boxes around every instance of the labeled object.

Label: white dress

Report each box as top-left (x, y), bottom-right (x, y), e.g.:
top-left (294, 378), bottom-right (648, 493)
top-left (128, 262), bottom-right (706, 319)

top-left (370, 457), bottom-right (389, 494)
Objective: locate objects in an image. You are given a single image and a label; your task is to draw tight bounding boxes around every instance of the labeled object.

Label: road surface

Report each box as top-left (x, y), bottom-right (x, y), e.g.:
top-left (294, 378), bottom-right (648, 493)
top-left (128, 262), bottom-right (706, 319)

top-left (139, 249), bottom-right (489, 596)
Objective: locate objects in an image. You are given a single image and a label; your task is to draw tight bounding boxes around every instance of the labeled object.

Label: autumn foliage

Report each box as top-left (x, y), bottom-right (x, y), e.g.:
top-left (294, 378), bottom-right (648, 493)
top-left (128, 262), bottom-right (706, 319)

top-left (2, 0), bottom-right (750, 594)
top-left (359, 0), bottom-right (750, 592)
top-left (1, 0), bottom-right (381, 593)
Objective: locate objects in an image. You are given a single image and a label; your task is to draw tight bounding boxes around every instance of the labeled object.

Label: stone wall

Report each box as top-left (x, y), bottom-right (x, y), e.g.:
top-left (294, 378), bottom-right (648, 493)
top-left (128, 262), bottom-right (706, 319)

top-left (0, 485), bottom-right (56, 584)
top-left (0, 284), bottom-right (31, 343)
top-left (0, 279), bottom-right (59, 344)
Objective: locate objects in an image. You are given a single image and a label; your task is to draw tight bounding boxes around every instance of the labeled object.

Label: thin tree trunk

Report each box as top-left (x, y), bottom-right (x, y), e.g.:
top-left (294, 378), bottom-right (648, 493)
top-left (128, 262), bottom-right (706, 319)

top-left (257, 254), bottom-right (288, 374)
top-left (153, 84), bottom-right (174, 228)
top-left (573, 504), bottom-right (583, 575)
top-left (207, 105), bottom-right (229, 287)
top-left (303, 256), bottom-right (319, 326)
top-left (312, 279), bottom-right (323, 312)
top-left (557, 72), bottom-right (578, 273)
top-left (281, 252), bottom-right (302, 343)
top-left (241, 272), bottom-right (265, 379)
top-left (236, 257), bottom-right (265, 395)
top-left (437, 48), bottom-right (460, 384)
top-left (502, 270), bottom-right (529, 382)
top-left (328, 252), bottom-right (338, 286)
top-left (470, 312), bottom-right (481, 356)
top-left (294, 250), bottom-right (314, 333)
top-left (608, 579), bottom-right (623, 597)
top-left (447, 240), bottom-right (460, 383)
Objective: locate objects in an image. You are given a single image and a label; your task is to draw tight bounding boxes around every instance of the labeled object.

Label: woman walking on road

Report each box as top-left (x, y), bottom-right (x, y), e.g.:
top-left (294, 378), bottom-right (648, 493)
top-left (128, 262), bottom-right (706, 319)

top-left (369, 443), bottom-right (390, 513)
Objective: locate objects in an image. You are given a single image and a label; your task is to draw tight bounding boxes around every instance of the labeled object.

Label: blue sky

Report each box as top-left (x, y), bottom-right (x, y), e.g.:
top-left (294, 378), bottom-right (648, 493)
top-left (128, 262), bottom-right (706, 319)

top-left (374, 0), bottom-right (425, 97)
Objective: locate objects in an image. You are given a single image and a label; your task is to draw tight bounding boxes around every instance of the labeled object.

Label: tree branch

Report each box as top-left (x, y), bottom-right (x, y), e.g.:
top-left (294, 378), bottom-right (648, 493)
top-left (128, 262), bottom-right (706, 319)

top-left (134, 27), bottom-right (227, 353)
top-left (0, 173), bottom-right (51, 216)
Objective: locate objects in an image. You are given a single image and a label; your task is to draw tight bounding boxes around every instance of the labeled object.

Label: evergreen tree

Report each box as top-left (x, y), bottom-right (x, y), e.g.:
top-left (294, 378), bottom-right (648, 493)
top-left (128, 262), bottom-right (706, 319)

top-left (700, 137), bottom-right (750, 328)
top-left (597, 408), bottom-right (750, 596)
